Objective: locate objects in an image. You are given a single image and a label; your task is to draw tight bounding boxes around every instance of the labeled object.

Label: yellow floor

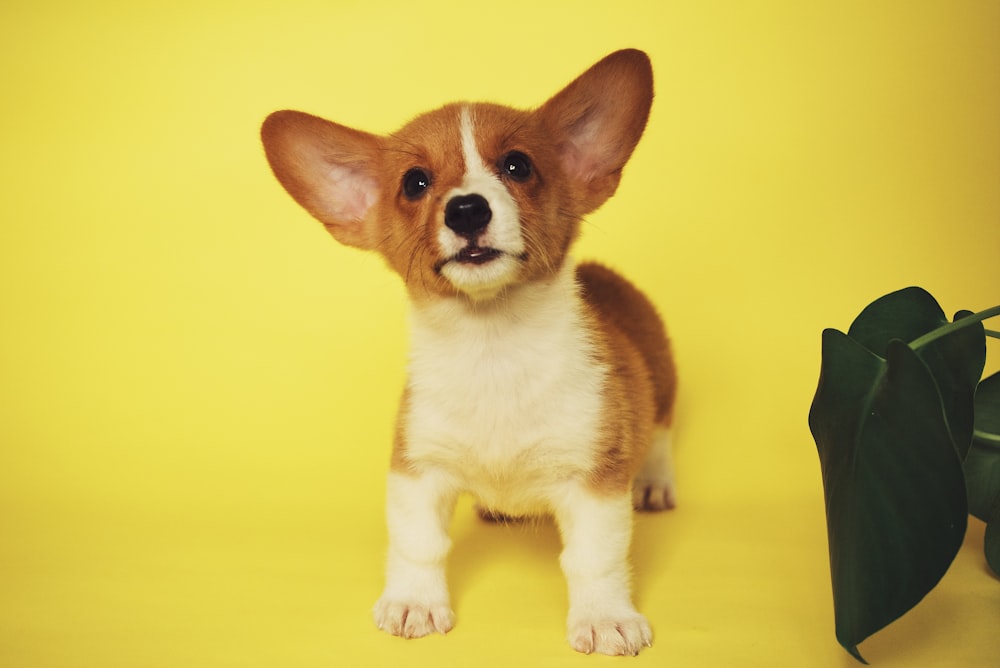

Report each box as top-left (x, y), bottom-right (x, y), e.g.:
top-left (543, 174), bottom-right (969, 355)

top-left (1, 1), bottom-right (998, 666)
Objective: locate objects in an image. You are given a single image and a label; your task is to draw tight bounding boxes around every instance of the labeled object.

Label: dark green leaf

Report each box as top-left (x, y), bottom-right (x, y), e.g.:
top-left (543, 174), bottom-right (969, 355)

top-left (921, 312), bottom-right (986, 461)
top-left (979, 375), bottom-right (1000, 576)
top-left (974, 370), bottom-right (1000, 438)
top-left (967, 372), bottom-right (1000, 521)
top-left (847, 288), bottom-right (985, 460)
top-left (986, 491), bottom-right (1000, 578)
top-left (846, 287), bottom-right (946, 356)
top-left (809, 331), bottom-right (968, 662)
top-left (965, 443), bottom-right (1000, 521)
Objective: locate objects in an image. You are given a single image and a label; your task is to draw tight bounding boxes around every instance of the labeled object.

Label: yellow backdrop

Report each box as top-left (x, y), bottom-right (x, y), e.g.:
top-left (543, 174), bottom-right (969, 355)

top-left (1, 1), bottom-right (998, 666)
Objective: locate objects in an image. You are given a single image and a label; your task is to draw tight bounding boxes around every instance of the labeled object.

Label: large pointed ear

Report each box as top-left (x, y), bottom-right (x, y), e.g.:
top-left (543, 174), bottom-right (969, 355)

top-left (536, 49), bottom-right (653, 214)
top-left (261, 110), bottom-right (382, 249)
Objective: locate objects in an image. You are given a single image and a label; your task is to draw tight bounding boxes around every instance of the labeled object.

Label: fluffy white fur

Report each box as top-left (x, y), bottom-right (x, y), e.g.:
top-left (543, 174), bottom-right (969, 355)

top-left (405, 263), bottom-right (607, 514)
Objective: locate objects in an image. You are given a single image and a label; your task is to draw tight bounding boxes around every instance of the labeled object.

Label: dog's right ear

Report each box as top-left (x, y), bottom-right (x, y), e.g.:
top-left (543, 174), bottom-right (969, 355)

top-left (261, 111), bottom-right (382, 250)
top-left (536, 49), bottom-right (653, 216)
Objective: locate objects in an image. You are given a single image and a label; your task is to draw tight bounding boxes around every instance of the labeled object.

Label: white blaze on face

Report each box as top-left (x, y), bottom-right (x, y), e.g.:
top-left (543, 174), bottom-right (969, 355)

top-left (436, 107), bottom-right (525, 300)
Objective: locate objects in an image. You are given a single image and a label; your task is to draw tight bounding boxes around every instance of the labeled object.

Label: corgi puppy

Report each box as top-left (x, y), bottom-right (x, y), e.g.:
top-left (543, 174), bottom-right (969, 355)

top-left (261, 49), bottom-right (677, 656)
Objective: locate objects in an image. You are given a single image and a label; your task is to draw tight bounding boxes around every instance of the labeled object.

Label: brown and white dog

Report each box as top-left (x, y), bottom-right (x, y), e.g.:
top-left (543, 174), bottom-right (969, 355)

top-left (261, 49), bottom-right (677, 656)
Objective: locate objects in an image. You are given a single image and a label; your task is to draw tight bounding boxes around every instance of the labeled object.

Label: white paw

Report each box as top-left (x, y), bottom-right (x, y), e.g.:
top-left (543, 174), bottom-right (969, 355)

top-left (373, 599), bottom-right (455, 639)
top-left (568, 612), bottom-right (653, 656)
top-left (632, 476), bottom-right (677, 511)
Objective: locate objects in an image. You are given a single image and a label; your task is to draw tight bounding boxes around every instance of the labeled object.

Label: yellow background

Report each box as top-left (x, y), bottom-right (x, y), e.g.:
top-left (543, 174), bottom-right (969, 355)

top-left (2, 1), bottom-right (998, 666)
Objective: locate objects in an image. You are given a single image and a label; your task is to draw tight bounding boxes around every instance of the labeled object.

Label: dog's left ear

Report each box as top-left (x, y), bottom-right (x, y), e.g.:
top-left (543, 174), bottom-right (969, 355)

top-left (536, 49), bottom-right (653, 215)
top-left (261, 110), bottom-right (383, 250)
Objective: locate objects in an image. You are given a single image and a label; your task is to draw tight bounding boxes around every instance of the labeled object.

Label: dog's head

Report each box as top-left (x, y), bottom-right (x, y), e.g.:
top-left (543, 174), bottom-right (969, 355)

top-left (261, 49), bottom-right (653, 302)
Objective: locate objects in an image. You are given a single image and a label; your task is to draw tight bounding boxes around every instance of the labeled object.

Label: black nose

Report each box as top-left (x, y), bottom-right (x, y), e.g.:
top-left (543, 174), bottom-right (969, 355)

top-left (444, 194), bottom-right (492, 238)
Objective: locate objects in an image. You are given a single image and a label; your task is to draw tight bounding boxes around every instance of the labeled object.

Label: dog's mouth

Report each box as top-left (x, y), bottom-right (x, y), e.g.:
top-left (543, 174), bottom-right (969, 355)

top-left (435, 245), bottom-right (514, 272)
top-left (456, 246), bottom-right (504, 265)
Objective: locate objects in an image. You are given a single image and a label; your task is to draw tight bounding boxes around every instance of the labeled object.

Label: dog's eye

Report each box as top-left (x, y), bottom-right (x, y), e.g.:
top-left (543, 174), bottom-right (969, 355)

top-left (402, 168), bottom-right (431, 200)
top-left (501, 151), bottom-right (533, 182)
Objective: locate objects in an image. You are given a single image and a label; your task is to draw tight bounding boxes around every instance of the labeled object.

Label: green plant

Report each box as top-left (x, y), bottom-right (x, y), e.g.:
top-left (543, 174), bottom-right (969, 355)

top-left (808, 286), bottom-right (1000, 663)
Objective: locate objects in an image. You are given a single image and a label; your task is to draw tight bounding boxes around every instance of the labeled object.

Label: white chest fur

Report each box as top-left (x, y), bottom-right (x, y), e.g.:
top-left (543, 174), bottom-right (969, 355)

top-left (402, 265), bottom-right (608, 514)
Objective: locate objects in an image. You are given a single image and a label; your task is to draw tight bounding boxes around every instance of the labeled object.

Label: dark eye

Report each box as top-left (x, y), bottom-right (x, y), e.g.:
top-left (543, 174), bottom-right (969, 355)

top-left (402, 168), bottom-right (431, 199)
top-left (501, 151), bottom-right (533, 182)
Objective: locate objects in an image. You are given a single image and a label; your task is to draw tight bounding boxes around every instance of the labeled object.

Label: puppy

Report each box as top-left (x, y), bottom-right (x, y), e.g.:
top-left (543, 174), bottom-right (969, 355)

top-left (261, 49), bottom-right (677, 656)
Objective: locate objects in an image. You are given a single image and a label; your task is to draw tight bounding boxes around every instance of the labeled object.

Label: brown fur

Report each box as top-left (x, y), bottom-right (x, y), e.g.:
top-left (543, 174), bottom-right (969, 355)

top-left (578, 262), bottom-right (677, 425)
top-left (577, 263), bottom-right (676, 495)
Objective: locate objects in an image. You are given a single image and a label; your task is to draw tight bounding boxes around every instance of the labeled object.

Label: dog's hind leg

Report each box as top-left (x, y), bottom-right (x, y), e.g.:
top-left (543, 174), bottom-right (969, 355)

top-left (631, 426), bottom-right (677, 511)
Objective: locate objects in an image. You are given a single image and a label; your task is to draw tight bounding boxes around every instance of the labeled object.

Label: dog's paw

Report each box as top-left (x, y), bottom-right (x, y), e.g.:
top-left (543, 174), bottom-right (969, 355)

top-left (374, 598), bottom-right (455, 639)
top-left (632, 476), bottom-right (677, 511)
top-left (568, 612), bottom-right (653, 656)
top-left (632, 427), bottom-right (677, 511)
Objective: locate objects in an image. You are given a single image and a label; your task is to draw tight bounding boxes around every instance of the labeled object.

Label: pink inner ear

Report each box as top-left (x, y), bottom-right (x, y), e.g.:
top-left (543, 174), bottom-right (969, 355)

top-left (561, 141), bottom-right (602, 185)
top-left (320, 162), bottom-right (379, 223)
top-left (560, 118), bottom-right (621, 185)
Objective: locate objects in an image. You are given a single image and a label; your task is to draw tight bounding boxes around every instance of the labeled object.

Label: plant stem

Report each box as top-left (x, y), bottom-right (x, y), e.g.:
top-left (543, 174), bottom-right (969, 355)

top-left (986, 329), bottom-right (1000, 339)
top-left (974, 429), bottom-right (1000, 448)
top-left (909, 305), bottom-right (1000, 350)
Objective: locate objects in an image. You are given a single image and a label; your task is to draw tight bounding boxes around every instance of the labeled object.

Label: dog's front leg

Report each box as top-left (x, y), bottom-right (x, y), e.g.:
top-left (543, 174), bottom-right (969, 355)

top-left (554, 485), bottom-right (652, 656)
top-left (374, 470), bottom-right (458, 638)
